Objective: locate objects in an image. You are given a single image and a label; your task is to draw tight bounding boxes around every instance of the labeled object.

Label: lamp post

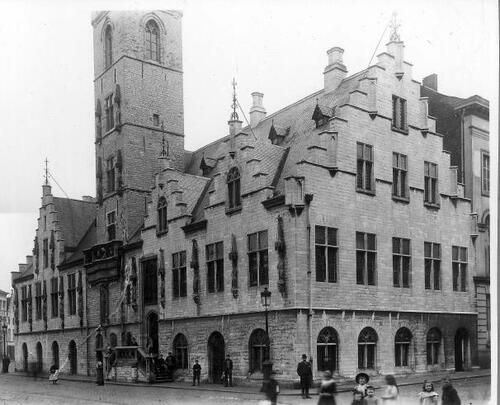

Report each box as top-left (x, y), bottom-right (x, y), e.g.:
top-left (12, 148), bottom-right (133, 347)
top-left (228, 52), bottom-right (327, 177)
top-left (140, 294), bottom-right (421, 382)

top-left (1, 322), bottom-right (8, 373)
top-left (260, 287), bottom-right (272, 380)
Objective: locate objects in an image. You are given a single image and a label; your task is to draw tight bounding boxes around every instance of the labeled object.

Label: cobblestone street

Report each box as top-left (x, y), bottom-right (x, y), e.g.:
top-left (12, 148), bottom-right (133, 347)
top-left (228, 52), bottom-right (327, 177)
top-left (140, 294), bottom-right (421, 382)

top-left (0, 374), bottom-right (491, 405)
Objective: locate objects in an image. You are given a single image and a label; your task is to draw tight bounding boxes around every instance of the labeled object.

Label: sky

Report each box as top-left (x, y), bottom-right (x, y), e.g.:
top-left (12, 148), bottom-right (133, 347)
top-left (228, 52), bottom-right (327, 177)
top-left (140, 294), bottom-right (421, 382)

top-left (0, 0), bottom-right (497, 293)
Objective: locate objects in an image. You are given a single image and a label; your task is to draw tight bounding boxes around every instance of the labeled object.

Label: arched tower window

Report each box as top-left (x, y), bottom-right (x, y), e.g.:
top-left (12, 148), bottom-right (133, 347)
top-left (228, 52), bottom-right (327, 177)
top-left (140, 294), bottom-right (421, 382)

top-left (173, 333), bottom-right (188, 369)
top-left (157, 197), bottom-right (167, 233)
top-left (145, 20), bottom-right (160, 62)
top-left (104, 25), bottom-right (113, 69)
top-left (394, 327), bottom-right (412, 367)
top-left (358, 327), bottom-right (377, 370)
top-left (227, 167), bottom-right (241, 210)
top-left (317, 327), bottom-right (338, 373)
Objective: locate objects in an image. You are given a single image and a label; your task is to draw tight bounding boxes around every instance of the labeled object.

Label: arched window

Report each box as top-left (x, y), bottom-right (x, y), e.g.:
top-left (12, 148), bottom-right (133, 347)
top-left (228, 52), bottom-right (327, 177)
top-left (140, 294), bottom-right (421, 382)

top-left (68, 340), bottom-right (77, 375)
top-left (157, 197), bottom-right (168, 233)
top-left (104, 25), bottom-right (113, 68)
top-left (395, 327), bottom-right (412, 367)
top-left (426, 328), bottom-right (441, 365)
top-left (249, 328), bottom-right (269, 373)
top-left (110, 333), bottom-right (117, 348)
top-left (358, 327), bottom-right (377, 370)
top-left (36, 342), bottom-right (43, 372)
top-left (317, 327), bottom-right (338, 373)
top-left (22, 342), bottom-right (28, 372)
top-left (173, 333), bottom-right (188, 369)
top-left (52, 341), bottom-right (60, 368)
top-left (145, 20), bottom-right (160, 62)
top-left (227, 167), bottom-right (241, 210)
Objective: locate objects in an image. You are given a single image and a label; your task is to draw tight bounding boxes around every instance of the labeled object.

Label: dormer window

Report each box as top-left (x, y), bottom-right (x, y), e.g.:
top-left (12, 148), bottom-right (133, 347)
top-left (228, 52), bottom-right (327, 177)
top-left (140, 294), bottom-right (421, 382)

top-left (104, 25), bottom-right (113, 69)
top-left (157, 196), bottom-right (168, 234)
top-left (268, 124), bottom-right (290, 145)
top-left (227, 167), bottom-right (241, 210)
top-left (312, 104), bottom-right (334, 128)
top-left (145, 20), bottom-right (160, 62)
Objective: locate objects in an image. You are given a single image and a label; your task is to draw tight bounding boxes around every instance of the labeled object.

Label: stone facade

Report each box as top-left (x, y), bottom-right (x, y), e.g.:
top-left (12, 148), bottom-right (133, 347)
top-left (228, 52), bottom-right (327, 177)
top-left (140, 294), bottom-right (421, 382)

top-left (12, 11), bottom-right (484, 383)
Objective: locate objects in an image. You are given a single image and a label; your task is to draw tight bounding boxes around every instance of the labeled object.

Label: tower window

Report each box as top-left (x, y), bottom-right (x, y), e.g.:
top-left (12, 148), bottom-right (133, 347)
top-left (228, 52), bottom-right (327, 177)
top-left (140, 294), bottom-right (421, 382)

top-left (227, 167), bottom-right (241, 210)
top-left (106, 211), bottom-right (116, 241)
top-left (145, 20), bottom-right (160, 62)
top-left (104, 25), bottom-right (113, 69)
top-left (392, 95), bottom-right (407, 132)
top-left (157, 197), bottom-right (168, 234)
top-left (105, 94), bottom-right (114, 131)
top-left (481, 151), bottom-right (490, 196)
top-left (106, 156), bottom-right (115, 193)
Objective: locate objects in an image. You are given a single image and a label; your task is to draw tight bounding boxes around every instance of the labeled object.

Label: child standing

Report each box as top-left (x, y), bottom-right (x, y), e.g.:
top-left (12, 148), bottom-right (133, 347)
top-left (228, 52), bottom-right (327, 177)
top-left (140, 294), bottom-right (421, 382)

top-left (381, 375), bottom-right (399, 404)
top-left (365, 385), bottom-right (378, 405)
top-left (441, 377), bottom-right (461, 405)
top-left (354, 373), bottom-right (369, 397)
top-left (418, 380), bottom-right (439, 405)
top-left (351, 391), bottom-right (365, 405)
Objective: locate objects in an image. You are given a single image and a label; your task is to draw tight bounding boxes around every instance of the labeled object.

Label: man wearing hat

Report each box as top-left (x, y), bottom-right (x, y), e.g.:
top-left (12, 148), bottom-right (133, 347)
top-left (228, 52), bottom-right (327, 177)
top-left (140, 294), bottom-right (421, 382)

top-left (297, 354), bottom-right (313, 399)
top-left (354, 372), bottom-right (370, 397)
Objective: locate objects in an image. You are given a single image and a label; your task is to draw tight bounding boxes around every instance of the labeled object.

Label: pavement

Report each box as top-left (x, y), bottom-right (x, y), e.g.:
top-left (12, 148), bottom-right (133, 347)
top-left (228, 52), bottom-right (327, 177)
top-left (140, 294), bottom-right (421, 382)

top-left (6, 367), bottom-right (491, 396)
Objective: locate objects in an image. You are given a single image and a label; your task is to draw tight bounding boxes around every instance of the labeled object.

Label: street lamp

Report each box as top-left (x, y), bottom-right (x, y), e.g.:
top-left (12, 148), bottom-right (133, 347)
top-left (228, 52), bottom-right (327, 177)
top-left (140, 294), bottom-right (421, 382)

top-left (260, 288), bottom-right (272, 380)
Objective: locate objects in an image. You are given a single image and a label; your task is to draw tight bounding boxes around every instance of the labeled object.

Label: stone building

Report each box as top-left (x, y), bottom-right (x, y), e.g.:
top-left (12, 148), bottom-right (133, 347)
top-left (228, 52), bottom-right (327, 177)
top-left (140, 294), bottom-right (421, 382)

top-left (12, 10), bottom-right (483, 382)
top-left (421, 77), bottom-right (490, 367)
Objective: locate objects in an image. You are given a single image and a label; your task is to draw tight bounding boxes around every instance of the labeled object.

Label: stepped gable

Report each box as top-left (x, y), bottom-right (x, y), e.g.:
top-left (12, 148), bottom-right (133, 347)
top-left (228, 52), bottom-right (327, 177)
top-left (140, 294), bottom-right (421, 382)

top-left (52, 197), bottom-right (97, 248)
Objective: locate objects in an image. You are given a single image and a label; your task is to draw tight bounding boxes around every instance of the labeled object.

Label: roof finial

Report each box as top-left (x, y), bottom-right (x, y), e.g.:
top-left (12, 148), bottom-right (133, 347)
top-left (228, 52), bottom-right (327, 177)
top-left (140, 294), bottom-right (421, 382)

top-left (160, 121), bottom-right (168, 157)
top-left (44, 158), bottom-right (49, 185)
top-left (389, 12), bottom-right (401, 42)
top-left (230, 78), bottom-right (239, 121)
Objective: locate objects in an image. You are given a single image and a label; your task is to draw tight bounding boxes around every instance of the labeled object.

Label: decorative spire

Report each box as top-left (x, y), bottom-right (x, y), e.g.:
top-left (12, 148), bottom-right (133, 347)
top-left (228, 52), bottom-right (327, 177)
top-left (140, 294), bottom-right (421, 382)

top-left (44, 158), bottom-right (49, 185)
top-left (230, 78), bottom-right (239, 121)
top-left (389, 12), bottom-right (401, 42)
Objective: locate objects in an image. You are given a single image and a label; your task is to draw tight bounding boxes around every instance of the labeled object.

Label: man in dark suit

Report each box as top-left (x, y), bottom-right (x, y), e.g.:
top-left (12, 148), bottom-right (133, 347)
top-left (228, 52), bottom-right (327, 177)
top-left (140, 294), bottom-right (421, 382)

top-left (223, 354), bottom-right (233, 387)
top-left (297, 354), bottom-right (312, 399)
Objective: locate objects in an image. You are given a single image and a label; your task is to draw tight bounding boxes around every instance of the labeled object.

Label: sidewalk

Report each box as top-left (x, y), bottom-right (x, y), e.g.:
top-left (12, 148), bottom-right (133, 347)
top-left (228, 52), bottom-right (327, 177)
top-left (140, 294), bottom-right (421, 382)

top-left (8, 368), bottom-right (490, 397)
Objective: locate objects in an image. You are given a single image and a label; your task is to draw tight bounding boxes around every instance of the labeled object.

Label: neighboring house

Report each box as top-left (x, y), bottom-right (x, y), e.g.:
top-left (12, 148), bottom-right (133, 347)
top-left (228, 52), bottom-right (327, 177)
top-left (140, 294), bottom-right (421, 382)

top-left (12, 10), bottom-right (482, 381)
top-left (421, 77), bottom-right (490, 367)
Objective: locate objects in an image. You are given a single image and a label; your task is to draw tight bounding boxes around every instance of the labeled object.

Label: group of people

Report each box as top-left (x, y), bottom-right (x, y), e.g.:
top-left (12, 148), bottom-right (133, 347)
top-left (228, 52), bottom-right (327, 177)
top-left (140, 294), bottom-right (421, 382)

top-left (156, 352), bottom-right (177, 379)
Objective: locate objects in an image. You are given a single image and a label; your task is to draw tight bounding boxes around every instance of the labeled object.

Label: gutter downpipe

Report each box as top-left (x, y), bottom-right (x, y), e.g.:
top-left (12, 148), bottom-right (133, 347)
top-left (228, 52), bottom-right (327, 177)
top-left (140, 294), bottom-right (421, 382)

top-left (304, 193), bottom-right (314, 370)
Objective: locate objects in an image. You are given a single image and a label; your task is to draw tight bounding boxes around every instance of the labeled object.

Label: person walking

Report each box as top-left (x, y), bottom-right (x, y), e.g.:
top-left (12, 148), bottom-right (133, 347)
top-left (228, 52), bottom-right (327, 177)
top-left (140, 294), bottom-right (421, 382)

top-left (96, 359), bottom-right (104, 386)
top-left (418, 380), bottom-right (439, 405)
top-left (297, 354), bottom-right (313, 399)
top-left (381, 375), bottom-right (399, 404)
top-left (48, 364), bottom-right (59, 385)
top-left (192, 359), bottom-right (201, 386)
top-left (166, 352), bottom-right (176, 380)
top-left (260, 370), bottom-right (280, 405)
top-left (441, 377), bottom-right (461, 405)
top-left (223, 354), bottom-right (233, 387)
top-left (317, 370), bottom-right (336, 405)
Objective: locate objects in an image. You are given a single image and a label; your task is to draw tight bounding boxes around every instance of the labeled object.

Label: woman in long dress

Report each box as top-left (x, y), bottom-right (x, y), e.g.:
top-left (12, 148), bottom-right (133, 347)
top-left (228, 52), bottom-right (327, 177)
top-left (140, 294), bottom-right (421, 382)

top-left (381, 374), bottom-right (399, 404)
top-left (317, 370), bottom-right (337, 405)
top-left (48, 364), bottom-right (59, 384)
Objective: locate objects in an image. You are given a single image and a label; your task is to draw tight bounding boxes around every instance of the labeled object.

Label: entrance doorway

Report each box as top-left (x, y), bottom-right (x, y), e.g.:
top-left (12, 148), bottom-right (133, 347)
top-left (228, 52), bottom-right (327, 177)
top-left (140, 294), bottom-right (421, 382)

top-left (207, 331), bottom-right (225, 383)
top-left (454, 328), bottom-right (469, 371)
top-left (36, 342), bottom-right (43, 372)
top-left (52, 341), bottom-right (59, 368)
top-left (68, 340), bottom-right (77, 375)
top-left (147, 312), bottom-right (159, 355)
top-left (22, 343), bottom-right (28, 372)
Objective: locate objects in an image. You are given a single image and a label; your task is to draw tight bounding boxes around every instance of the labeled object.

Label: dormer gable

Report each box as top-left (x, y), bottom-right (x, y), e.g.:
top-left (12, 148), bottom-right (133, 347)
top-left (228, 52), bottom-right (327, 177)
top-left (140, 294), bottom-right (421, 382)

top-left (312, 103), bottom-right (335, 128)
top-left (268, 123), bottom-right (290, 145)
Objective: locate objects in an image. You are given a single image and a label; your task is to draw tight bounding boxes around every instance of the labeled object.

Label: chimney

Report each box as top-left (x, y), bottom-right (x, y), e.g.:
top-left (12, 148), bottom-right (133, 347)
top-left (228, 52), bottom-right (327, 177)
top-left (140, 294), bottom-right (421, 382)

top-left (42, 183), bottom-right (52, 197)
top-left (26, 256), bottom-right (33, 267)
top-left (228, 116), bottom-right (242, 137)
top-left (249, 92), bottom-right (266, 127)
top-left (324, 47), bottom-right (347, 92)
top-left (423, 74), bottom-right (438, 91)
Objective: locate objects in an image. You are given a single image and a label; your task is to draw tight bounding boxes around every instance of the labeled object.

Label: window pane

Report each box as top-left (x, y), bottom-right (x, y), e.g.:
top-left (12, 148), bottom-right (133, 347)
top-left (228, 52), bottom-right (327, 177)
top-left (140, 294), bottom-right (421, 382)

top-left (259, 251), bottom-right (269, 285)
top-left (367, 345), bottom-right (375, 369)
top-left (367, 252), bottom-right (376, 285)
top-left (460, 263), bottom-right (466, 292)
top-left (393, 238), bottom-right (400, 254)
top-left (365, 145), bottom-right (373, 161)
top-left (356, 232), bottom-right (365, 249)
top-left (393, 256), bottom-right (400, 287)
top-left (249, 253), bottom-right (258, 286)
top-left (327, 247), bottom-right (337, 283)
top-left (402, 239), bottom-right (410, 255)
top-left (356, 251), bottom-right (365, 284)
top-left (358, 345), bottom-right (364, 369)
top-left (216, 242), bottom-right (224, 259)
top-left (425, 260), bottom-right (431, 289)
top-left (357, 143), bottom-right (363, 158)
top-left (327, 228), bottom-right (337, 246)
top-left (316, 246), bottom-right (326, 282)
top-left (367, 234), bottom-right (376, 250)
top-left (433, 244), bottom-right (440, 259)
top-left (402, 257), bottom-right (410, 287)
top-left (393, 169), bottom-right (399, 195)
top-left (249, 234), bottom-right (257, 252)
top-left (315, 226), bottom-right (325, 244)
top-left (424, 242), bottom-right (431, 258)
top-left (259, 231), bottom-right (268, 249)
top-left (452, 246), bottom-right (458, 260)
top-left (395, 344), bottom-right (401, 367)
top-left (207, 262), bottom-right (214, 292)
top-left (357, 160), bottom-right (364, 188)
top-left (365, 162), bottom-right (373, 190)
top-left (452, 263), bottom-right (459, 291)
top-left (460, 247), bottom-right (467, 262)
top-left (433, 261), bottom-right (440, 290)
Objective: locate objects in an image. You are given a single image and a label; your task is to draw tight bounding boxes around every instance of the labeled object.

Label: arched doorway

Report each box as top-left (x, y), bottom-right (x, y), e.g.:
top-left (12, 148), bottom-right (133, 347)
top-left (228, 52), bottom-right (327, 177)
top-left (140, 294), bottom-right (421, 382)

top-left (249, 329), bottom-right (269, 373)
top-left (317, 327), bottom-right (338, 373)
top-left (52, 341), bottom-right (60, 368)
top-left (147, 312), bottom-right (159, 355)
top-left (207, 331), bottom-right (225, 383)
top-left (36, 342), bottom-right (43, 372)
top-left (455, 328), bottom-right (469, 371)
top-left (68, 340), bottom-right (77, 375)
top-left (22, 343), bottom-right (28, 372)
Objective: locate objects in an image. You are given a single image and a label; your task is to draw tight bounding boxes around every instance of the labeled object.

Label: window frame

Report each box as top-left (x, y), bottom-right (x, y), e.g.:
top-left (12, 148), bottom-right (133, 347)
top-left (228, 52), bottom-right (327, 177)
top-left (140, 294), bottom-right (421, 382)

top-left (206, 242), bottom-right (224, 293)
top-left (356, 142), bottom-right (375, 194)
top-left (317, 327), bottom-right (338, 373)
top-left (21, 286), bottom-right (28, 322)
top-left (248, 230), bottom-right (269, 287)
top-left (481, 150), bottom-right (490, 196)
top-left (424, 242), bottom-right (441, 290)
top-left (424, 161), bottom-right (439, 207)
top-left (106, 156), bottom-right (115, 193)
top-left (173, 333), bottom-right (189, 369)
top-left (172, 251), bottom-right (187, 298)
top-left (426, 328), bottom-right (441, 366)
top-left (68, 273), bottom-right (77, 316)
top-left (356, 232), bottom-right (377, 286)
top-left (35, 282), bottom-right (42, 320)
top-left (394, 328), bottom-right (412, 367)
top-left (392, 152), bottom-right (409, 201)
top-left (157, 197), bottom-right (168, 234)
top-left (358, 327), bottom-right (377, 370)
top-left (50, 277), bottom-right (58, 318)
top-left (104, 93), bottom-right (114, 132)
top-left (315, 226), bottom-right (338, 283)
top-left (392, 237), bottom-right (411, 288)
top-left (227, 167), bottom-right (242, 211)
top-left (104, 25), bottom-right (113, 69)
top-left (43, 238), bottom-right (49, 269)
top-left (452, 246), bottom-right (468, 292)
top-left (392, 95), bottom-right (408, 133)
top-left (106, 210), bottom-right (116, 241)
top-left (145, 20), bottom-right (161, 62)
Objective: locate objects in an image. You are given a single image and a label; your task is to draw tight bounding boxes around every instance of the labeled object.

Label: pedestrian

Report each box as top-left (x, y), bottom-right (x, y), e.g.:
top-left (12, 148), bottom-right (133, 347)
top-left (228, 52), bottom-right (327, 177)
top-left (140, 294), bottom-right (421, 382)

top-left (317, 370), bottom-right (336, 405)
top-left (192, 359), bottom-right (201, 386)
top-left (441, 377), bottom-right (461, 405)
top-left (351, 391), bottom-right (365, 405)
top-left (380, 375), bottom-right (399, 404)
top-left (157, 353), bottom-right (167, 374)
top-left (96, 359), bottom-right (104, 386)
top-left (354, 373), bottom-right (369, 397)
top-left (418, 380), bottom-right (439, 405)
top-left (166, 352), bottom-right (176, 379)
top-left (365, 385), bottom-right (378, 405)
top-left (260, 370), bottom-right (280, 405)
top-left (297, 354), bottom-right (313, 399)
top-left (223, 354), bottom-right (233, 387)
top-left (48, 364), bottom-right (59, 385)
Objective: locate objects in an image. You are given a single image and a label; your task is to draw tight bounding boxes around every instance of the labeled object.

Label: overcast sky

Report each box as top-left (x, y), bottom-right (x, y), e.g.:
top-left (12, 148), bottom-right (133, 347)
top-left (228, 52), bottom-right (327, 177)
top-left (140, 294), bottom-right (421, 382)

top-left (0, 0), bottom-right (497, 292)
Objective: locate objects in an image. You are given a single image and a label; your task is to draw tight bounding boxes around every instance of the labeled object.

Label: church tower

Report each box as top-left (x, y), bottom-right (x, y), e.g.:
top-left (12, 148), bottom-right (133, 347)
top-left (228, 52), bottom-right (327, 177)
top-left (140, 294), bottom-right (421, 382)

top-left (91, 11), bottom-right (184, 244)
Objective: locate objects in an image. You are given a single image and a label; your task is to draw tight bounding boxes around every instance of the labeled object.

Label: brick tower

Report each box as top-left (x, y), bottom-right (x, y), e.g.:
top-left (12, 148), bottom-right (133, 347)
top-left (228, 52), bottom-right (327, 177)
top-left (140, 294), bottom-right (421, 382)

top-left (91, 11), bottom-right (184, 244)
